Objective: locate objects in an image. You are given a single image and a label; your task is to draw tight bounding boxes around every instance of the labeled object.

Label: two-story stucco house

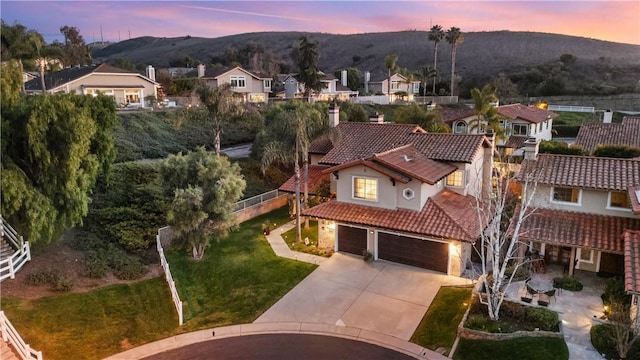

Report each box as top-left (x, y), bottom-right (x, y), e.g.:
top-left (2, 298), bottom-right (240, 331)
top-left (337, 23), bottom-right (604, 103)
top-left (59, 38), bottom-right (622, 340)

top-left (282, 71), bottom-right (358, 101)
top-left (191, 65), bottom-right (272, 104)
top-left (496, 103), bottom-right (557, 154)
top-left (287, 106), bottom-right (494, 276)
top-left (367, 73), bottom-right (421, 101)
top-left (24, 63), bottom-right (160, 108)
top-left (514, 138), bottom-right (640, 328)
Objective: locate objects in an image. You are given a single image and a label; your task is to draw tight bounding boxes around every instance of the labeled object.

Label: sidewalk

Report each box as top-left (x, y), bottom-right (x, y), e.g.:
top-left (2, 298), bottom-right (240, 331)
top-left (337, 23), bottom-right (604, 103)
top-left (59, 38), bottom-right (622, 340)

top-left (263, 220), bottom-right (328, 266)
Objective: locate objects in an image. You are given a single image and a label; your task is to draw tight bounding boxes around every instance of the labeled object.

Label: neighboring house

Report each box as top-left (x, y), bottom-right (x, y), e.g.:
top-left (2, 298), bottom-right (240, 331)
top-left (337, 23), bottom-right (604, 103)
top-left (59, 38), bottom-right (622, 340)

top-left (189, 65), bottom-right (272, 104)
top-left (574, 116), bottom-right (640, 155)
top-left (496, 103), bottom-right (557, 155)
top-left (624, 229), bottom-right (640, 332)
top-left (439, 108), bottom-right (480, 134)
top-left (514, 139), bottom-right (640, 328)
top-left (23, 71), bottom-right (38, 83)
top-left (367, 73), bottom-right (420, 101)
top-left (282, 71), bottom-right (358, 101)
top-left (282, 105), bottom-right (494, 276)
top-left (24, 63), bottom-right (160, 108)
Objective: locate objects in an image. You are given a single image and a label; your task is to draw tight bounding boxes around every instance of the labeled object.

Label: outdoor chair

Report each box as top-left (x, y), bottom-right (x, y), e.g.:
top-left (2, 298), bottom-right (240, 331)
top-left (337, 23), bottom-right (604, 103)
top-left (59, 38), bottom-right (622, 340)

top-left (526, 284), bottom-right (538, 297)
top-left (537, 293), bottom-right (550, 307)
top-left (543, 289), bottom-right (556, 303)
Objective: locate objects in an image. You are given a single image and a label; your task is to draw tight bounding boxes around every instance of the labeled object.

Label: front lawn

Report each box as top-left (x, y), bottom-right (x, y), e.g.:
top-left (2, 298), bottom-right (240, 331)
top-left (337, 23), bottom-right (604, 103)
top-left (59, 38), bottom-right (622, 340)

top-left (410, 286), bottom-right (473, 354)
top-left (281, 219), bottom-right (332, 257)
top-left (167, 207), bottom-right (317, 331)
top-left (454, 337), bottom-right (569, 360)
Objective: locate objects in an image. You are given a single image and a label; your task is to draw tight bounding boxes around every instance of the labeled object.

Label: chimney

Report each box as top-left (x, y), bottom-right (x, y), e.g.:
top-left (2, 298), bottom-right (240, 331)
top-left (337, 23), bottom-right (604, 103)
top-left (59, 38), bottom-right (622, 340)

top-left (603, 109), bottom-right (613, 124)
top-left (523, 137), bottom-right (540, 160)
top-left (369, 112), bottom-right (384, 124)
top-left (146, 65), bottom-right (155, 81)
top-left (197, 64), bottom-right (205, 78)
top-left (329, 103), bottom-right (340, 127)
top-left (341, 70), bottom-right (347, 87)
top-left (364, 71), bottom-right (370, 94)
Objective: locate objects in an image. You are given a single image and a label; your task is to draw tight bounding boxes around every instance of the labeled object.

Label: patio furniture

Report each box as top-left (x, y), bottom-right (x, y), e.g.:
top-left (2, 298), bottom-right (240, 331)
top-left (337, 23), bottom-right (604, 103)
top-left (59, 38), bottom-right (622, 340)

top-left (543, 289), bottom-right (557, 303)
top-left (537, 296), bottom-right (549, 307)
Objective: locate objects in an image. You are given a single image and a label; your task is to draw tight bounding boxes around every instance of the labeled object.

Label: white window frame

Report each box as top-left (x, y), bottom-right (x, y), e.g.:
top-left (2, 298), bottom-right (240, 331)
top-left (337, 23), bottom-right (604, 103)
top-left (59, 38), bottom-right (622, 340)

top-left (445, 170), bottom-right (464, 188)
top-left (412, 82), bottom-right (419, 94)
top-left (577, 248), bottom-right (594, 264)
top-left (606, 191), bottom-right (632, 211)
top-left (230, 75), bottom-right (246, 88)
top-left (550, 187), bottom-right (582, 206)
top-left (512, 123), bottom-right (529, 136)
top-left (454, 121), bottom-right (467, 134)
top-left (352, 176), bottom-right (378, 202)
top-left (391, 81), bottom-right (399, 90)
top-left (263, 80), bottom-right (272, 89)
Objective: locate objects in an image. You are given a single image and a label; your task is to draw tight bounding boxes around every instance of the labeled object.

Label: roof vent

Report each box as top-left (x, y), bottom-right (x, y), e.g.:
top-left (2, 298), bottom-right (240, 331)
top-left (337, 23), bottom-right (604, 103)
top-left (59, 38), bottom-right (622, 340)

top-left (400, 154), bottom-right (412, 162)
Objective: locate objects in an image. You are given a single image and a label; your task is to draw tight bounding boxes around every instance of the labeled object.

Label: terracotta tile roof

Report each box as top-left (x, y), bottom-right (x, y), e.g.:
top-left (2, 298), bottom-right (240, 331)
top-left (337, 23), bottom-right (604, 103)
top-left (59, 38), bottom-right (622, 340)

top-left (497, 103), bottom-right (558, 124)
top-left (574, 117), bottom-right (640, 154)
top-left (278, 165), bottom-right (330, 195)
top-left (630, 186), bottom-right (640, 215)
top-left (438, 108), bottom-right (476, 125)
top-left (371, 145), bottom-right (458, 184)
top-left (511, 208), bottom-right (640, 253)
top-left (518, 154), bottom-right (640, 191)
top-left (319, 123), bottom-right (425, 165)
top-left (407, 133), bottom-right (488, 163)
top-left (309, 137), bottom-right (334, 155)
top-left (302, 189), bottom-right (486, 242)
top-left (624, 230), bottom-right (640, 294)
top-left (504, 135), bottom-right (529, 149)
top-left (324, 159), bottom-right (412, 184)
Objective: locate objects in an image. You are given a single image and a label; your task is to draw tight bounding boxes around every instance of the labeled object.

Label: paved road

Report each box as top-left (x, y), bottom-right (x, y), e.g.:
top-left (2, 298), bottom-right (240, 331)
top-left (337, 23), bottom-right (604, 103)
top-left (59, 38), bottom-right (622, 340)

top-left (141, 334), bottom-right (415, 360)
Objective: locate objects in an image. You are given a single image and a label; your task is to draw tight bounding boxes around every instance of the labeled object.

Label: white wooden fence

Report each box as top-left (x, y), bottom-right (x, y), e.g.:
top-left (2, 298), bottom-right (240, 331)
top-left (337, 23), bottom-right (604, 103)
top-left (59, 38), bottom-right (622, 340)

top-left (0, 311), bottom-right (42, 360)
top-left (156, 227), bottom-right (183, 325)
top-left (547, 105), bottom-right (595, 113)
top-left (0, 216), bottom-right (31, 282)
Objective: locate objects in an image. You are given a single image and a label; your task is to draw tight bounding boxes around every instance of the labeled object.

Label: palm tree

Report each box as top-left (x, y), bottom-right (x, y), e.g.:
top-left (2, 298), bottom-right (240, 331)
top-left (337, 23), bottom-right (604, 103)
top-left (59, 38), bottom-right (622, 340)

top-left (470, 84), bottom-right (503, 137)
top-left (261, 101), bottom-right (331, 240)
top-left (384, 54), bottom-right (398, 102)
top-left (427, 25), bottom-right (445, 95)
top-left (445, 27), bottom-right (464, 96)
top-left (419, 65), bottom-right (438, 100)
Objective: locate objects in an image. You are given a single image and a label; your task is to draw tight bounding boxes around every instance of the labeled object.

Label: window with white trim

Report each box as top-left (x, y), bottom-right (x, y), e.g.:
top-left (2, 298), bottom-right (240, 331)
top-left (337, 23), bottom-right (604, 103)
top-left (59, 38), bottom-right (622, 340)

top-left (512, 123), bottom-right (528, 136)
top-left (454, 122), bottom-right (467, 134)
top-left (608, 191), bottom-right (631, 209)
top-left (412, 83), bottom-right (419, 94)
top-left (263, 80), bottom-right (272, 89)
top-left (445, 170), bottom-right (464, 187)
top-left (391, 81), bottom-right (400, 90)
top-left (353, 177), bottom-right (378, 201)
top-left (230, 75), bottom-right (246, 88)
top-left (551, 187), bottom-right (581, 204)
top-left (577, 248), bottom-right (594, 264)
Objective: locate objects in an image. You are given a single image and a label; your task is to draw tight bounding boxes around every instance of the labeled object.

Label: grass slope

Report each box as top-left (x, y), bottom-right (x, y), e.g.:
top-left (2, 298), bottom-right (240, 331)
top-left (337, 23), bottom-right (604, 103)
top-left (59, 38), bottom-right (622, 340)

top-left (454, 337), bottom-right (569, 360)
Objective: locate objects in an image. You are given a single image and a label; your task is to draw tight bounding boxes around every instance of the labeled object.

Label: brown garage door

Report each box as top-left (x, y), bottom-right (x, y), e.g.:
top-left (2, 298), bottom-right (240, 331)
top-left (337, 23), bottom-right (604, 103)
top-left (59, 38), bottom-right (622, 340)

top-left (378, 232), bottom-right (449, 273)
top-left (598, 252), bottom-right (624, 277)
top-left (337, 225), bottom-right (367, 255)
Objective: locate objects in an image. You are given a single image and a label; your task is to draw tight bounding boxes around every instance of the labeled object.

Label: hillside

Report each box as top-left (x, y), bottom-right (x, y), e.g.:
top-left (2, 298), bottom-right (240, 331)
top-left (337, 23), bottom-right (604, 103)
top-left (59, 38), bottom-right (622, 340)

top-left (94, 30), bottom-right (640, 77)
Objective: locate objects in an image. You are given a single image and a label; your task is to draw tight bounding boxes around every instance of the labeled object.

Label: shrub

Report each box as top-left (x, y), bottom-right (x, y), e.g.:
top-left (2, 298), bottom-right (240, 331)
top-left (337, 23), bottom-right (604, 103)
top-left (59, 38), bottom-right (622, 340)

top-left (553, 276), bottom-right (583, 291)
top-left (53, 276), bottom-right (74, 292)
top-left (602, 277), bottom-right (632, 306)
top-left (500, 300), bottom-right (525, 320)
top-left (591, 324), bottom-right (618, 360)
top-left (464, 315), bottom-right (507, 333)
top-left (504, 264), bottom-right (531, 282)
top-left (525, 307), bottom-right (559, 331)
top-left (82, 251), bottom-right (109, 278)
top-left (24, 268), bottom-right (61, 286)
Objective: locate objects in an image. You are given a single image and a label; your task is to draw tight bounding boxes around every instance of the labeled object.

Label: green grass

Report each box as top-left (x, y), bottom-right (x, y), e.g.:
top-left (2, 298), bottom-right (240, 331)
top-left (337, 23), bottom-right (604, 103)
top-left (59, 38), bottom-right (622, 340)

top-left (1, 207), bottom-right (315, 359)
top-left (453, 337), bottom-right (569, 360)
top-left (1, 278), bottom-right (178, 360)
top-left (552, 111), bottom-right (597, 126)
top-left (167, 207), bottom-right (317, 331)
top-left (281, 220), bottom-right (332, 257)
top-left (410, 286), bottom-right (473, 353)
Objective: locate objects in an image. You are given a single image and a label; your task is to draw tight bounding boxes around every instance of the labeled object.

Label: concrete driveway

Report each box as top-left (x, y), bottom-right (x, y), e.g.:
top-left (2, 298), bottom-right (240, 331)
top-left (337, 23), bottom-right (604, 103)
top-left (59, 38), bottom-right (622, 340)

top-left (255, 253), bottom-right (471, 340)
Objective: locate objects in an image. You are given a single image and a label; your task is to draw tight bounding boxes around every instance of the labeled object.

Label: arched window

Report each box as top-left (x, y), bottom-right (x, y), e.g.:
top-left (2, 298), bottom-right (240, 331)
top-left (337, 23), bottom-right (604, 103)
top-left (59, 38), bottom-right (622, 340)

top-left (454, 121), bottom-right (468, 134)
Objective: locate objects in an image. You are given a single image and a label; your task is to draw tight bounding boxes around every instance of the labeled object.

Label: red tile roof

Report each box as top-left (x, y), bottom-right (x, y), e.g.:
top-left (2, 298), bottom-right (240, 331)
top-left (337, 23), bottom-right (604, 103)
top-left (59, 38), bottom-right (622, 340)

top-left (519, 154), bottom-right (640, 191)
top-left (574, 117), bottom-right (640, 154)
top-left (497, 103), bottom-right (558, 124)
top-left (372, 145), bottom-right (458, 184)
top-left (504, 135), bottom-right (528, 149)
top-left (302, 189), bottom-right (486, 242)
top-left (278, 165), bottom-right (330, 195)
top-left (406, 133), bottom-right (488, 163)
top-left (323, 158), bottom-right (412, 184)
top-left (438, 108), bottom-right (477, 125)
top-left (308, 137), bottom-right (334, 155)
top-left (511, 208), bottom-right (640, 253)
top-left (624, 230), bottom-right (640, 294)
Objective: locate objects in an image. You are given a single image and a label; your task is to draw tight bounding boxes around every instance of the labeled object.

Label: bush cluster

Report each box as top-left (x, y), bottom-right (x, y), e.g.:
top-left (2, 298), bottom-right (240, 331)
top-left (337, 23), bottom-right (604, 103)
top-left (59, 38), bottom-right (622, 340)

top-left (553, 276), bottom-right (583, 291)
top-left (24, 268), bottom-right (74, 292)
top-left (525, 307), bottom-right (559, 331)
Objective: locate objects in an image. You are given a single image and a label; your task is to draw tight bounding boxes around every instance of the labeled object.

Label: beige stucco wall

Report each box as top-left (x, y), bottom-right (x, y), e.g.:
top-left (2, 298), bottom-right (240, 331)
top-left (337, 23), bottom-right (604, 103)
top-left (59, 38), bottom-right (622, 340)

top-left (67, 73), bottom-right (157, 107)
top-left (533, 186), bottom-right (636, 218)
top-left (420, 181), bottom-right (443, 209)
top-left (574, 248), bottom-right (600, 272)
top-left (309, 154), bottom-right (325, 165)
top-left (335, 165), bottom-right (397, 209)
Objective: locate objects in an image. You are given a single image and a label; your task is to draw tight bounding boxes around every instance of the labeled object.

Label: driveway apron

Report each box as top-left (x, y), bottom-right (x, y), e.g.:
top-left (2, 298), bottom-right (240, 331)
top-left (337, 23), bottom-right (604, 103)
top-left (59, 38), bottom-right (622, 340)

top-left (255, 253), bottom-right (471, 340)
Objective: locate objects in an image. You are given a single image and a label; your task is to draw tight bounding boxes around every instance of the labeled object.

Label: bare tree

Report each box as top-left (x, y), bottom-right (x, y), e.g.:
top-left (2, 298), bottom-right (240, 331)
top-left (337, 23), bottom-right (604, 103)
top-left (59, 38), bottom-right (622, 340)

top-left (474, 160), bottom-right (540, 321)
top-left (607, 298), bottom-right (638, 359)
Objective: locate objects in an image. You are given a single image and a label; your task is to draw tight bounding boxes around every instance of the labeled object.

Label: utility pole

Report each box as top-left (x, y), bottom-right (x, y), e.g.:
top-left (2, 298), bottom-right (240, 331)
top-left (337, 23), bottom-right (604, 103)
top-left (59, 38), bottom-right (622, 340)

top-left (100, 25), bottom-right (104, 44)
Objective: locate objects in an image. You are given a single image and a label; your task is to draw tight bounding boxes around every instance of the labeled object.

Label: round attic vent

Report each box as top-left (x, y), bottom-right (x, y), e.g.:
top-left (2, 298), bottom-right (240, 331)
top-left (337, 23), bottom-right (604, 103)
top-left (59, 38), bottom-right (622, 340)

top-left (403, 188), bottom-right (415, 200)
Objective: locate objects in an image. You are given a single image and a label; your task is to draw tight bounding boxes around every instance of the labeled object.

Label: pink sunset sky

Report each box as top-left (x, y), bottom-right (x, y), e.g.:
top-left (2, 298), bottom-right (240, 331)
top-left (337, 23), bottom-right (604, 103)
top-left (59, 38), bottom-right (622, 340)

top-left (2, 1), bottom-right (639, 45)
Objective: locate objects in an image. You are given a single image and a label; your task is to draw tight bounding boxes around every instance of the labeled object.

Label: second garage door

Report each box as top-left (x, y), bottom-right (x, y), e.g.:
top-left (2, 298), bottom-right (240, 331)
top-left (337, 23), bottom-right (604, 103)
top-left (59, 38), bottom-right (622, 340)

top-left (378, 232), bottom-right (449, 273)
top-left (337, 225), bottom-right (367, 256)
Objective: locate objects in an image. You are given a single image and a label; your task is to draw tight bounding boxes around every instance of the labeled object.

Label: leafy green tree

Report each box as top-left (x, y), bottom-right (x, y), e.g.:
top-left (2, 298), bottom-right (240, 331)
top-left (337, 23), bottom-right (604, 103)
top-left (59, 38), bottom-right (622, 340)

top-left (261, 101), bottom-right (333, 238)
top-left (1, 71), bottom-right (117, 243)
top-left (295, 36), bottom-right (323, 100)
top-left (427, 25), bottom-right (445, 95)
top-left (490, 72), bottom-right (520, 98)
top-left (384, 54), bottom-right (399, 99)
top-left (1, 20), bottom-right (45, 92)
top-left (539, 141), bottom-right (584, 155)
top-left (470, 85), bottom-right (503, 137)
top-left (445, 27), bottom-right (464, 95)
top-left (59, 25), bottom-right (90, 65)
top-left (334, 67), bottom-right (361, 91)
top-left (160, 147), bottom-right (246, 259)
top-left (593, 145), bottom-right (640, 158)
top-left (394, 104), bottom-right (449, 132)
